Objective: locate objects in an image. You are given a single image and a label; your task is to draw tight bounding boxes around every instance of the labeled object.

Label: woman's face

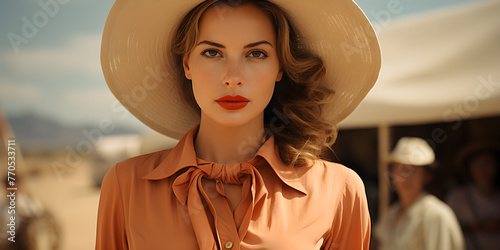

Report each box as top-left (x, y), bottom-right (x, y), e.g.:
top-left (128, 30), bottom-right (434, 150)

top-left (183, 4), bottom-right (283, 127)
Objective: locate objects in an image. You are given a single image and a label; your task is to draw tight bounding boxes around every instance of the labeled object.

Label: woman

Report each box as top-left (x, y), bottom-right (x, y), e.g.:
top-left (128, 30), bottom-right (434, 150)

top-left (96, 0), bottom-right (381, 249)
top-left (374, 137), bottom-right (464, 250)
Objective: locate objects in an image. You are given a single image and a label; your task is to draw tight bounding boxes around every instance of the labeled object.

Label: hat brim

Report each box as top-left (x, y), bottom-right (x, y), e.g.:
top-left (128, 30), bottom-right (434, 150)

top-left (101, 0), bottom-right (381, 139)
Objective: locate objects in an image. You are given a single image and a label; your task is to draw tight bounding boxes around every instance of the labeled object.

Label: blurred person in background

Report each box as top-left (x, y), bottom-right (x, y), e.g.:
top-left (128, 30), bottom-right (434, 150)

top-left (374, 137), bottom-right (464, 250)
top-left (446, 142), bottom-right (500, 250)
top-left (0, 176), bottom-right (61, 250)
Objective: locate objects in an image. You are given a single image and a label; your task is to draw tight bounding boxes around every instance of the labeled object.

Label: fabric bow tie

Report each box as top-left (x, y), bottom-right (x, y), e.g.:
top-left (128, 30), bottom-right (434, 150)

top-left (172, 159), bottom-right (267, 250)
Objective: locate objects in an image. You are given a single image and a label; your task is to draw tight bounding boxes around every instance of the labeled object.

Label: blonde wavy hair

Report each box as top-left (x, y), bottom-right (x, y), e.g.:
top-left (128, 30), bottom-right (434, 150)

top-left (171, 0), bottom-right (336, 167)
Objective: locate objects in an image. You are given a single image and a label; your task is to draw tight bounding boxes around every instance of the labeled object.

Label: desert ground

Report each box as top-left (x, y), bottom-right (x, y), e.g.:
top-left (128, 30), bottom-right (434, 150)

top-left (5, 154), bottom-right (101, 250)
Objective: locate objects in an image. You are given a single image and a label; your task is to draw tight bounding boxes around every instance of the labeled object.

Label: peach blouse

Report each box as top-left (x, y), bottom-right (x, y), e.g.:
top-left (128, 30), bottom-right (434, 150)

top-left (96, 127), bottom-right (370, 249)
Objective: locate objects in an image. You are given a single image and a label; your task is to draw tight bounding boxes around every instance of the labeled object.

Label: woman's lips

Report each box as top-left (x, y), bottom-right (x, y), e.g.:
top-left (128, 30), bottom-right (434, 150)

top-left (216, 95), bottom-right (250, 110)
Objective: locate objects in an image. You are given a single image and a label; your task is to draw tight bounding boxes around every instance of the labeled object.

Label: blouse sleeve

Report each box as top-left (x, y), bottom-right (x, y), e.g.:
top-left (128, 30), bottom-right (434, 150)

top-left (323, 169), bottom-right (371, 250)
top-left (95, 165), bottom-right (128, 250)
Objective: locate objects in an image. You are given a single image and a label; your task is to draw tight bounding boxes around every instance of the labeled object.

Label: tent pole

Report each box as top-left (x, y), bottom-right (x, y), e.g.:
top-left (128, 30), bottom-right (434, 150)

top-left (377, 125), bottom-right (391, 219)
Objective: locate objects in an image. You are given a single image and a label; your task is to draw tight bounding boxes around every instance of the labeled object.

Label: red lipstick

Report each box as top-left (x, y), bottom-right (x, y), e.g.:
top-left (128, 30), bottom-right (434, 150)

top-left (216, 95), bottom-right (250, 110)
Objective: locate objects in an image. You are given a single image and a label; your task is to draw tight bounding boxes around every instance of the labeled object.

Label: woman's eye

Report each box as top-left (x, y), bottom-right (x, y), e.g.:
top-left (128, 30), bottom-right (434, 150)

top-left (248, 51), bottom-right (268, 59)
top-left (202, 50), bottom-right (221, 58)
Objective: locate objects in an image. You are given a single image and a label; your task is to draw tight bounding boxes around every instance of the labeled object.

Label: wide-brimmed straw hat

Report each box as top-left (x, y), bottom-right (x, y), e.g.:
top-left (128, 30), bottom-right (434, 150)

top-left (390, 137), bottom-right (436, 167)
top-left (101, 0), bottom-right (381, 139)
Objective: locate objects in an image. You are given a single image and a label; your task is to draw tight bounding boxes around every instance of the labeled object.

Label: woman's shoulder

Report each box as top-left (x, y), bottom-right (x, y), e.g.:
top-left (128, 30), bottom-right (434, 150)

top-left (316, 160), bottom-right (365, 185)
top-left (106, 148), bottom-right (174, 181)
top-left (305, 160), bottom-right (366, 197)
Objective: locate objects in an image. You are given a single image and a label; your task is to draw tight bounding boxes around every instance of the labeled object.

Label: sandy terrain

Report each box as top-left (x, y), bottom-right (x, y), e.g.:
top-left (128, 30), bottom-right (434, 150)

top-left (19, 155), bottom-right (101, 250)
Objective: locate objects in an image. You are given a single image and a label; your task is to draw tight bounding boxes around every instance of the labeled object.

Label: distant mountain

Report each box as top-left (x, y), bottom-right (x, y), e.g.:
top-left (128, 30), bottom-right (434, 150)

top-left (6, 113), bottom-right (141, 153)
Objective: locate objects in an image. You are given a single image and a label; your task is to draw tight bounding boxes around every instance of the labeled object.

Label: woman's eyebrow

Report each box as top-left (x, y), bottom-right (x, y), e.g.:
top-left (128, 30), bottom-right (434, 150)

top-left (197, 40), bottom-right (224, 48)
top-left (196, 40), bottom-right (273, 48)
top-left (244, 40), bottom-right (273, 48)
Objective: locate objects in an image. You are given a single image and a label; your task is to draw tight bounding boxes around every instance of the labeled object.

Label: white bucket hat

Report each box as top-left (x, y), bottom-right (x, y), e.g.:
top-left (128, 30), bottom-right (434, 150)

top-left (391, 137), bottom-right (436, 167)
top-left (101, 0), bottom-right (381, 139)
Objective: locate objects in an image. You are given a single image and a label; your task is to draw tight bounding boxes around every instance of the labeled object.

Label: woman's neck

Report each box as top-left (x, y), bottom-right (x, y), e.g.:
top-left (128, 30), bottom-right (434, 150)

top-left (194, 113), bottom-right (267, 164)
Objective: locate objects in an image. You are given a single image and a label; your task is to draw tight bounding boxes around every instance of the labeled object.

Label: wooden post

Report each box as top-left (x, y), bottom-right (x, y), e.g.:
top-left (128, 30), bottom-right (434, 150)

top-left (377, 125), bottom-right (391, 219)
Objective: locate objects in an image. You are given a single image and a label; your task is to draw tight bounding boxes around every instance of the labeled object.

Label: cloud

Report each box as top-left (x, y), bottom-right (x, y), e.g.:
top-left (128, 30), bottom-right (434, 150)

top-left (61, 89), bottom-right (116, 110)
top-left (2, 33), bottom-right (102, 76)
top-left (0, 79), bottom-right (44, 116)
top-left (0, 80), bottom-right (42, 101)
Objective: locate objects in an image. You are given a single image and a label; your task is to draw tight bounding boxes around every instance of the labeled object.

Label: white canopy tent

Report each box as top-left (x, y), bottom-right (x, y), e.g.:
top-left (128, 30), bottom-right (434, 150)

top-left (343, 0), bottom-right (500, 128)
top-left (340, 0), bottom-right (500, 216)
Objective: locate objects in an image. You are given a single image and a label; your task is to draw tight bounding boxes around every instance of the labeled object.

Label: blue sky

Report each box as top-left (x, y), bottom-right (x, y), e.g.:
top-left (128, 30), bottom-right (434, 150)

top-left (0, 0), bottom-right (485, 131)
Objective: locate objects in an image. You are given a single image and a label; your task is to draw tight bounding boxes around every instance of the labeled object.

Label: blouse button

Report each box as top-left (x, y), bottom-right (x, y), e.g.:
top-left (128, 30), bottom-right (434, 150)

top-left (224, 241), bottom-right (234, 249)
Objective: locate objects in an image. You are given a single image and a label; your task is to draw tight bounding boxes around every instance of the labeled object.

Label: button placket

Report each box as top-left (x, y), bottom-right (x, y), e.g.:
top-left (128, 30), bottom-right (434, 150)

top-left (210, 181), bottom-right (240, 250)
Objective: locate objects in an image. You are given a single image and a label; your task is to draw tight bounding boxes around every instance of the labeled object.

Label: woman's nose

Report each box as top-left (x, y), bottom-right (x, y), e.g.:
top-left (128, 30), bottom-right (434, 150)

top-left (223, 59), bottom-right (243, 88)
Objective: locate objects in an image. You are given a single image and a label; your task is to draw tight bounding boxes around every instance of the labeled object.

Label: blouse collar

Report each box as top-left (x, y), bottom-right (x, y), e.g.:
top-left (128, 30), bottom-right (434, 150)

top-left (142, 126), bottom-right (307, 195)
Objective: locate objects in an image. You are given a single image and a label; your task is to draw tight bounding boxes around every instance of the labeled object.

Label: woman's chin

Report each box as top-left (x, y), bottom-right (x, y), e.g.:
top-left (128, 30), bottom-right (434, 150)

top-left (201, 111), bottom-right (263, 129)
